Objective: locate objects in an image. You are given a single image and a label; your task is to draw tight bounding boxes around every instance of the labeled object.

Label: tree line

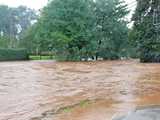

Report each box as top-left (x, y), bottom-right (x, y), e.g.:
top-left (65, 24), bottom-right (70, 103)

top-left (21, 0), bottom-right (135, 61)
top-left (130, 0), bottom-right (160, 62)
top-left (0, 5), bottom-right (37, 48)
top-left (1, 0), bottom-right (160, 62)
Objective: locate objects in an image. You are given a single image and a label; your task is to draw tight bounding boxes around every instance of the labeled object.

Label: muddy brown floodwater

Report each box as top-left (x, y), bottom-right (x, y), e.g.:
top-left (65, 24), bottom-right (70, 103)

top-left (1, 60), bottom-right (160, 120)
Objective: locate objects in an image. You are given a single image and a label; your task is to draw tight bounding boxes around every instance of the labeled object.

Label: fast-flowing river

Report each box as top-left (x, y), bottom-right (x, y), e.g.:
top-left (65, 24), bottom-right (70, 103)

top-left (0, 60), bottom-right (160, 120)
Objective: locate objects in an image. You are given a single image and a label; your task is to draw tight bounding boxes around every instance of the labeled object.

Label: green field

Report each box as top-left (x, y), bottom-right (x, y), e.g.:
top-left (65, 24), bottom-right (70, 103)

top-left (29, 55), bottom-right (55, 60)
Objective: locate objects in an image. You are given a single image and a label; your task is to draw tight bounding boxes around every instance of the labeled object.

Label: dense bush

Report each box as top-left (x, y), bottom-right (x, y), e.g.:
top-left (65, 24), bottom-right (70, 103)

top-left (0, 48), bottom-right (29, 61)
top-left (140, 50), bottom-right (160, 63)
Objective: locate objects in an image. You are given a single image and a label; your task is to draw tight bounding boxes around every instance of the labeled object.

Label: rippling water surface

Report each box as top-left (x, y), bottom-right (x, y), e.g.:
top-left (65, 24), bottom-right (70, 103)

top-left (0, 60), bottom-right (160, 120)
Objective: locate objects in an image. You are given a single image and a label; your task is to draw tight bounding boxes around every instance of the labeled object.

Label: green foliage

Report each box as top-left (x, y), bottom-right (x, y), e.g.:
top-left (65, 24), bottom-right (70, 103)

top-left (0, 5), bottom-right (37, 48)
top-left (0, 36), bottom-right (10, 48)
top-left (130, 0), bottom-right (160, 62)
top-left (0, 5), bottom-right (37, 37)
top-left (0, 48), bottom-right (29, 61)
top-left (94, 0), bottom-right (129, 59)
top-left (43, 0), bottom-right (95, 60)
top-left (22, 0), bottom-right (131, 61)
top-left (20, 24), bottom-right (39, 53)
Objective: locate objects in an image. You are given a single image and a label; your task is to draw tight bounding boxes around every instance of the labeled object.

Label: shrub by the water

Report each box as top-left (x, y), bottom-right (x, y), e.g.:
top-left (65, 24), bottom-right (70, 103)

top-left (0, 48), bottom-right (29, 61)
top-left (140, 51), bottom-right (160, 63)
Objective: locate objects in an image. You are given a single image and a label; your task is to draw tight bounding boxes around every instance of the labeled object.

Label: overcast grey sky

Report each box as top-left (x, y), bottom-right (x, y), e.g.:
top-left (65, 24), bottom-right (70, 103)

top-left (0, 0), bottom-right (48, 10)
top-left (0, 0), bottom-right (136, 10)
top-left (0, 0), bottom-right (136, 20)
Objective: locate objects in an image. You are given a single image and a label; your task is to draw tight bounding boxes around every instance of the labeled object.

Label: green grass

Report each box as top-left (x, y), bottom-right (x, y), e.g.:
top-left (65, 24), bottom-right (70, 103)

top-left (29, 55), bottom-right (55, 60)
top-left (63, 107), bottom-right (73, 113)
top-left (61, 100), bottom-right (90, 113)
top-left (79, 100), bottom-right (90, 108)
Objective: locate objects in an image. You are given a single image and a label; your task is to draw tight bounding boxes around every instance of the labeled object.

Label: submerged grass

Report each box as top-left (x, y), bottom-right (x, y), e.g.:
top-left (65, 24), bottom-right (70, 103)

top-left (61, 100), bottom-right (90, 113)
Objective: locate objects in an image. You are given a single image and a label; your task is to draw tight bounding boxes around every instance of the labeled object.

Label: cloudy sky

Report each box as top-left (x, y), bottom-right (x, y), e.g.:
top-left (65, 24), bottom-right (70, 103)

top-left (0, 0), bottom-right (136, 10)
top-left (0, 0), bottom-right (48, 10)
top-left (0, 0), bottom-right (136, 19)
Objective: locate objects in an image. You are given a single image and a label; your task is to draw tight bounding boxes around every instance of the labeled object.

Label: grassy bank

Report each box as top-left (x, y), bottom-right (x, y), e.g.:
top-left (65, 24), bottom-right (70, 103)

top-left (29, 55), bottom-right (55, 60)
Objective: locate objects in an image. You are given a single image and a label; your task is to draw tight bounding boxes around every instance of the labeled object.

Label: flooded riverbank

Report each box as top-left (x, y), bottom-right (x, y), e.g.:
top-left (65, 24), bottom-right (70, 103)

top-left (0, 60), bottom-right (160, 120)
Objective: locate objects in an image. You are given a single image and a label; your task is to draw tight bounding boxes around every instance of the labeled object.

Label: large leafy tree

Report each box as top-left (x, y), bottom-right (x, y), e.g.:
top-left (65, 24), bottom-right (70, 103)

top-left (131, 0), bottom-right (160, 62)
top-left (34, 0), bottom-right (95, 60)
top-left (20, 21), bottom-right (51, 54)
top-left (12, 6), bottom-right (37, 36)
top-left (0, 6), bottom-right (10, 36)
top-left (22, 0), bottom-right (130, 61)
top-left (94, 0), bottom-right (129, 59)
top-left (0, 5), bottom-right (37, 48)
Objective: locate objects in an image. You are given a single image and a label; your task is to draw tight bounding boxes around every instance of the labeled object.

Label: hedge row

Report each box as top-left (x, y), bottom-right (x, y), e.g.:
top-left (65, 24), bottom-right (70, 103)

top-left (0, 48), bottom-right (29, 61)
